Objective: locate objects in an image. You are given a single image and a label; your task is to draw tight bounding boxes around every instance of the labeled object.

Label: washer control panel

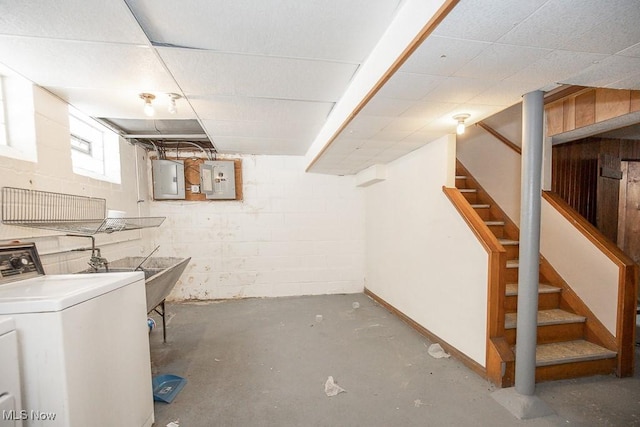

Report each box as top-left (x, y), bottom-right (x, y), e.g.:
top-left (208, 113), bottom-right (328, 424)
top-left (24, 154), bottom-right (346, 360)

top-left (0, 242), bottom-right (44, 284)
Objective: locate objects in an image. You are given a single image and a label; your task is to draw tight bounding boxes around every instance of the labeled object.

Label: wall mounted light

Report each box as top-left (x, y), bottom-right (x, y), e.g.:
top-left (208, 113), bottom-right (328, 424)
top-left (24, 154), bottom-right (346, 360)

top-left (167, 93), bottom-right (182, 114)
top-left (453, 113), bottom-right (470, 135)
top-left (139, 93), bottom-right (156, 117)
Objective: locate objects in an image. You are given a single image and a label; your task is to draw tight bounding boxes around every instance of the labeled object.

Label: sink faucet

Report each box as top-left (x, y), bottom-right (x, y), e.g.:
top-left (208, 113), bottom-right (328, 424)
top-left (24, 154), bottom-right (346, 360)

top-left (66, 234), bottom-right (110, 271)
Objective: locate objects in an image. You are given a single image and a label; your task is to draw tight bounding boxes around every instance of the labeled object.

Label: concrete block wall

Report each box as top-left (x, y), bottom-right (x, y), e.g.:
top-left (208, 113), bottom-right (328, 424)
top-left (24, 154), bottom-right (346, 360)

top-left (149, 155), bottom-right (366, 300)
top-left (0, 86), bottom-right (153, 274)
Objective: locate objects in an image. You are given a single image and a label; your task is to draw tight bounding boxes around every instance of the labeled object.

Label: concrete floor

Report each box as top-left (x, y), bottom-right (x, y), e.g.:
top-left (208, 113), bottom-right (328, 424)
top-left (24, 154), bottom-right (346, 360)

top-left (149, 294), bottom-right (640, 426)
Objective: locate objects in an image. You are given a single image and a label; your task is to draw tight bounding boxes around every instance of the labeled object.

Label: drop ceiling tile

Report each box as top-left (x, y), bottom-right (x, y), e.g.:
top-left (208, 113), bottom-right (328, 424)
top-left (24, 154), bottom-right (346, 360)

top-left (454, 43), bottom-right (551, 80)
top-left (424, 77), bottom-right (497, 103)
top-left (0, 36), bottom-right (178, 92)
top-left (505, 50), bottom-right (608, 85)
top-left (561, 55), bottom-right (640, 89)
top-left (0, 0), bottom-right (147, 43)
top-left (189, 96), bottom-right (334, 122)
top-left (342, 116), bottom-right (395, 139)
top-left (499, 0), bottom-right (640, 54)
top-left (369, 129), bottom-right (413, 142)
top-left (433, 0), bottom-right (547, 42)
top-left (606, 72), bottom-right (640, 90)
top-left (159, 48), bottom-right (358, 102)
top-left (359, 139), bottom-right (399, 150)
top-left (402, 130), bottom-right (447, 144)
top-left (321, 143), bottom-right (360, 159)
top-left (213, 136), bottom-right (305, 156)
top-left (401, 36), bottom-right (490, 76)
top-left (618, 42), bottom-right (640, 58)
top-left (50, 87), bottom-right (196, 119)
top-left (399, 100), bottom-right (458, 120)
top-left (201, 119), bottom-right (318, 140)
top-left (383, 117), bottom-right (433, 133)
top-left (359, 97), bottom-right (414, 116)
top-left (375, 72), bottom-right (445, 100)
top-left (127, 0), bottom-right (401, 62)
top-left (468, 81), bottom-right (537, 107)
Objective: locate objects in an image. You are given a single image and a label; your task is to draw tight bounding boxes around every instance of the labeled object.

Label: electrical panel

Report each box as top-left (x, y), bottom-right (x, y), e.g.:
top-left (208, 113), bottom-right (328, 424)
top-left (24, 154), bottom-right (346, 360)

top-left (200, 160), bottom-right (236, 200)
top-left (152, 159), bottom-right (186, 200)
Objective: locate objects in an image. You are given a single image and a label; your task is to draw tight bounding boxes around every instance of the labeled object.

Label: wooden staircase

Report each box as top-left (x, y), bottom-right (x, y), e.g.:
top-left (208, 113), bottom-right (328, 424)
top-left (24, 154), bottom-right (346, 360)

top-left (454, 162), bottom-right (618, 385)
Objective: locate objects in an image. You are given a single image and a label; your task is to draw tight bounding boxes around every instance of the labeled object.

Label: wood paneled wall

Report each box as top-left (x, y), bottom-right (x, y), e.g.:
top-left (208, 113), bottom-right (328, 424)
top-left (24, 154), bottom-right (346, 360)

top-left (552, 140), bottom-right (599, 226)
top-left (552, 138), bottom-right (640, 243)
top-left (546, 88), bottom-right (640, 137)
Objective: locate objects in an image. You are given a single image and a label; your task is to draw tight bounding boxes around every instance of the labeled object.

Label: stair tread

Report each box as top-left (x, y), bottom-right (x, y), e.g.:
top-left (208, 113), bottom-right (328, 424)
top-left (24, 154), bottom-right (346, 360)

top-left (498, 239), bottom-right (519, 246)
top-left (485, 220), bottom-right (505, 225)
top-left (455, 175), bottom-right (467, 179)
top-left (459, 188), bottom-right (477, 193)
top-left (505, 283), bottom-right (561, 296)
top-left (535, 340), bottom-right (616, 367)
top-left (506, 260), bottom-right (519, 268)
top-left (505, 259), bottom-right (542, 268)
top-left (505, 309), bottom-right (586, 329)
top-left (471, 204), bottom-right (490, 209)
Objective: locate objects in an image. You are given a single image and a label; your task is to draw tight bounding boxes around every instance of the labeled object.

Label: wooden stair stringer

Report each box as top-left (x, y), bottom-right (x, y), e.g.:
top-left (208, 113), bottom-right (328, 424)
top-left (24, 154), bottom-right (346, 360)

top-left (453, 159), bottom-right (619, 386)
top-left (538, 256), bottom-right (617, 352)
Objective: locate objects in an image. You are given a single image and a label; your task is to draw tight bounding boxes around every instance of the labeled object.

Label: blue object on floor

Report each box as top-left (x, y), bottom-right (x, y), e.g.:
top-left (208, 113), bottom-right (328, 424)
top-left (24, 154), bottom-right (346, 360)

top-left (152, 374), bottom-right (187, 403)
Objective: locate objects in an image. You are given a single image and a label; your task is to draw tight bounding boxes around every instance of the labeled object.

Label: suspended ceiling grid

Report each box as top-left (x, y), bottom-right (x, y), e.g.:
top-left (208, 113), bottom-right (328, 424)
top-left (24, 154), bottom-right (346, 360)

top-left (0, 1), bottom-right (639, 175)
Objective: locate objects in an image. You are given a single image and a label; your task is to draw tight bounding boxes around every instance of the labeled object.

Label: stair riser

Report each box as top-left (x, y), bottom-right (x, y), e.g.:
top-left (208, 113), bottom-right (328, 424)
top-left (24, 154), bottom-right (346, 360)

top-left (504, 292), bottom-right (560, 312)
top-left (487, 224), bottom-right (504, 238)
top-left (505, 322), bottom-right (585, 346)
top-left (504, 245), bottom-right (519, 259)
top-left (474, 207), bottom-right (491, 220)
top-left (504, 268), bottom-right (545, 283)
top-left (535, 358), bottom-right (616, 383)
top-left (462, 192), bottom-right (478, 203)
top-left (455, 177), bottom-right (467, 188)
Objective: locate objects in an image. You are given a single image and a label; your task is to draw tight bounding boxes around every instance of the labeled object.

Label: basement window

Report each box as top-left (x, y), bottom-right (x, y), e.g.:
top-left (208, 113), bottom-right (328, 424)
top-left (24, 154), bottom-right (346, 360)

top-left (0, 68), bottom-right (37, 163)
top-left (0, 76), bottom-right (7, 147)
top-left (69, 107), bottom-right (121, 184)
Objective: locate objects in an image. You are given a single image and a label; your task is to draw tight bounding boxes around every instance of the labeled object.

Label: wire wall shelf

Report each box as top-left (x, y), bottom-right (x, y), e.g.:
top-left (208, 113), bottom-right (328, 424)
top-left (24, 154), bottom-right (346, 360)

top-left (1, 187), bottom-right (165, 235)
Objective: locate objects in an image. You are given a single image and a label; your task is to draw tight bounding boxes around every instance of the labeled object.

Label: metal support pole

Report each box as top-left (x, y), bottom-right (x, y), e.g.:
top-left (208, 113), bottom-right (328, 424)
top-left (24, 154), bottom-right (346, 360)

top-left (515, 90), bottom-right (544, 396)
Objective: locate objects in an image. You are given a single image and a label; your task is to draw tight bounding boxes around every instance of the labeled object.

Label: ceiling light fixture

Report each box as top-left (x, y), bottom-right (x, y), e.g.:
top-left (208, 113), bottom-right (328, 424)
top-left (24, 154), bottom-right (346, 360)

top-left (167, 93), bottom-right (182, 114)
top-left (453, 113), bottom-right (470, 135)
top-left (139, 93), bottom-right (156, 117)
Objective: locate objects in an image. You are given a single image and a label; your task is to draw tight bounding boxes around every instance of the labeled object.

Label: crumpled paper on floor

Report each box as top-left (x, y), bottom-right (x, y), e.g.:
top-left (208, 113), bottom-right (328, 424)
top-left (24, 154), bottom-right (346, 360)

top-left (324, 376), bottom-right (346, 397)
top-left (427, 343), bottom-right (450, 359)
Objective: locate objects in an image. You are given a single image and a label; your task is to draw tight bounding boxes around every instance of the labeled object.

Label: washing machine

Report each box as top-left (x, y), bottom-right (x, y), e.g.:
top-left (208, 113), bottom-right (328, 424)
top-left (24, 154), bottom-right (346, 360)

top-left (0, 242), bottom-right (154, 427)
top-left (0, 316), bottom-right (22, 427)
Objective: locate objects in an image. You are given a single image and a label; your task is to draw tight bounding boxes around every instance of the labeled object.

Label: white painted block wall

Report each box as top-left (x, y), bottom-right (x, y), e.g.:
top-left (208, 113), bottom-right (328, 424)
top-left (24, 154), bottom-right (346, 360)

top-left (149, 155), bottom-right (366, 300)
top-left (0, 86), bottom-right (153, 273)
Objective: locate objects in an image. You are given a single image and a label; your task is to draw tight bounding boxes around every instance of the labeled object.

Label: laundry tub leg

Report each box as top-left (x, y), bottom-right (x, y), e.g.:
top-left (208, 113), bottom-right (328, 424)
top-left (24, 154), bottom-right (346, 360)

top-left (153, 300), bottom-right (167, 343)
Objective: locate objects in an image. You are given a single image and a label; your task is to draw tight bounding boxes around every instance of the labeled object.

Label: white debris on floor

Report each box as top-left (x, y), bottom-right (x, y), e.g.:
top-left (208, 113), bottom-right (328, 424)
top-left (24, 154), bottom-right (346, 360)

top-left (324, 376), bottom-right (346, 397)
top-left (427, 343), bottom-right (450, 359)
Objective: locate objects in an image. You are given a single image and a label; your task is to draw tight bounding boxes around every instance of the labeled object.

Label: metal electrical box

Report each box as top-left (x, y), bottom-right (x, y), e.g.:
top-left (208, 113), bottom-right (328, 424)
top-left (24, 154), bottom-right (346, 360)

top-left (200, 160), bottom-right (236, 200)
top-left (152, 159), bottom-right (186, 200)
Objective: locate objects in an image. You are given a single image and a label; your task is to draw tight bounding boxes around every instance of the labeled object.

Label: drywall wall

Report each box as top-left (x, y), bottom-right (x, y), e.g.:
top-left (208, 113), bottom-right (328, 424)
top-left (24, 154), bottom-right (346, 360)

top-left (456, 103), bottom-right (522, 225)
top-left (540, 199), bottom-right (620, 334)
top-left (149, 155), bottom-right (365, 300)
top-left (0, 86), bottom-right (153, 273)
top-left (364, 135), bottom-right (489, 366)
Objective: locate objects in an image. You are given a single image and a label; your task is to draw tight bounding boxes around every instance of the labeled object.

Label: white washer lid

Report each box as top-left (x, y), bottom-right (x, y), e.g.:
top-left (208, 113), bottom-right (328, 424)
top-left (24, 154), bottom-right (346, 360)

top-left (0, 315), bottom-right (15, 335)
top-left (0, 272), bottom-right (144, 314)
